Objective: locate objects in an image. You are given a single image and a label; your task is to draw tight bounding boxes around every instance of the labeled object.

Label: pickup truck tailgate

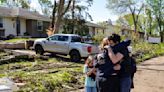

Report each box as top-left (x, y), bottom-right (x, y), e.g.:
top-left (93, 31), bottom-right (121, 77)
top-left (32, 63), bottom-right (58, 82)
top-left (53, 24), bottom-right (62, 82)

top-left (91, 45), bottom-right (99, 55)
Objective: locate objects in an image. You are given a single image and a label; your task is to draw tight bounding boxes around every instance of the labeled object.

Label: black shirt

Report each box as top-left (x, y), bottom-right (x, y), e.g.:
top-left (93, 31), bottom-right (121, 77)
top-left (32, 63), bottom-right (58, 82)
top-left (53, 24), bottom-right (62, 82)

top-left (112, 45), bottom-right (131, 77)
top-left (94, 48), bottom-right (115, 78)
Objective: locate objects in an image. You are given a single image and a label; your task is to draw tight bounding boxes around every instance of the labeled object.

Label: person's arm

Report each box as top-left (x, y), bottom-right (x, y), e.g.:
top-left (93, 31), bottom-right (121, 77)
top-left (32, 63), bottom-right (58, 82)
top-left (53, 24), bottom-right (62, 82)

top-left (86, 68), bottom-right (96, 76)
top-left (84, 65), bottom-right (95, 76)
top-left (91, 68), bottom-right (96, 75)
top-left (107, 47), bottom-right (124, 64)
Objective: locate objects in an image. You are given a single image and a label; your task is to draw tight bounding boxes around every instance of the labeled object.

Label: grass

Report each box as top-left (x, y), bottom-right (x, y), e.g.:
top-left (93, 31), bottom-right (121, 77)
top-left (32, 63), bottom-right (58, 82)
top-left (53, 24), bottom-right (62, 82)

top-left (0, 57), bottom-right (84, 92)
top-left (132, 42), bottom-right (164, 62)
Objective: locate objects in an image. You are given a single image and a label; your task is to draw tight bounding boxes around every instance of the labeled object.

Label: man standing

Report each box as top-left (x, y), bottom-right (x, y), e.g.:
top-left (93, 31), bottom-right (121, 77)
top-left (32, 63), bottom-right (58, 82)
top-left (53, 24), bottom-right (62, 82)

top-left (107, 34), bottom-right (132, 92)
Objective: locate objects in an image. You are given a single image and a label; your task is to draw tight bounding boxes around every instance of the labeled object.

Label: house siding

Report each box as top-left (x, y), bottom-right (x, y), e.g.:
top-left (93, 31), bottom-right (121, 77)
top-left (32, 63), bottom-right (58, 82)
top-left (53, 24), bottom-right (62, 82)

top-left (3, 17), bottom-right (16, 36)
top-left (26, 19), bottom-right (48, 38)
top-left (104, 25), bottom-right (121, 37)
top-left (89, 27), bottom-right (95, 36)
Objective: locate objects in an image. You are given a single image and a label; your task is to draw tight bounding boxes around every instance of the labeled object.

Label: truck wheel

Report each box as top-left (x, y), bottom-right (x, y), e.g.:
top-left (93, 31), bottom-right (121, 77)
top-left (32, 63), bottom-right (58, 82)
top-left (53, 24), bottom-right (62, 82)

top-left (35, 45), bottom-right (44, 55)
top-left (70, 50), bottom-right (81, 62)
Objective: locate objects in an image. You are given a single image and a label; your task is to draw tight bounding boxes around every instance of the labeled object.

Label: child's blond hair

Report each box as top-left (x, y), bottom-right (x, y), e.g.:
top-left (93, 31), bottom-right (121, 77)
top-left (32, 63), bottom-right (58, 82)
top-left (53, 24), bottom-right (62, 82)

top-left (99, 37), bottom-right (108, 50)
top-left (85, 55), bottom-right (94, 66)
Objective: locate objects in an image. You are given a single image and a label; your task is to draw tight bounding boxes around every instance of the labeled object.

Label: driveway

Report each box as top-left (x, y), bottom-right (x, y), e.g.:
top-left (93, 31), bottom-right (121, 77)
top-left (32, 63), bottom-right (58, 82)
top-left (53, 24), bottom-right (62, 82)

top-left (131, 56), bottom-right (164, 92)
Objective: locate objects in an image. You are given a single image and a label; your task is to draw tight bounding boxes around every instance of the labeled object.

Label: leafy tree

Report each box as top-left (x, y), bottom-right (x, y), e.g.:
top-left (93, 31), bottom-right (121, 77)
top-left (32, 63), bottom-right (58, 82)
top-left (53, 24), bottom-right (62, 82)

top-left (0, 0), bottom-right (6, 4)
top-left (0, 0), bottom-right (9, 6)
top-left (146, 0), bottom-right (164, 42)
top-left (106, 0), bottom-right (144, 32)
top-left (63, 0), bottom-right (93, 34)
top-left (48, 0), bottom-right (93, 35)
top-left (15, 0), bottom-right (30, 9)
top-left (145, 7), bottom-right (153, 35)
top-left (0, 0), bottom-right (30, 9)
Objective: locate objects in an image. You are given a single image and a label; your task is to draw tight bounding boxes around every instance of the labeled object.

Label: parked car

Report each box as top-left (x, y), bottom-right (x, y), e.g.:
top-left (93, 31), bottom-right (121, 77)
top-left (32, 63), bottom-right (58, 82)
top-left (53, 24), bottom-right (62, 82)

top-left (33, 34), bottom-right (99, 62)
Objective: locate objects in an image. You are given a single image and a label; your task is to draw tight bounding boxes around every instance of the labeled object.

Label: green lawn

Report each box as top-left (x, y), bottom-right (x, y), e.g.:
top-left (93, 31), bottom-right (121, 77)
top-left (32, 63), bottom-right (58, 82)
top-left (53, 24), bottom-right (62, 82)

top-left (0, 58), bottom-right (84, 92)
top-left (1, 36), bottom-right (85, 92)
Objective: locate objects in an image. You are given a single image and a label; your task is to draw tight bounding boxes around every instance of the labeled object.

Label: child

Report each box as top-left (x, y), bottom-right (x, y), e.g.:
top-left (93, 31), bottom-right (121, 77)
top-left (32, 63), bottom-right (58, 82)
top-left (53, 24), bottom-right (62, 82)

top-left (83, 55), bottom-right (97, 92)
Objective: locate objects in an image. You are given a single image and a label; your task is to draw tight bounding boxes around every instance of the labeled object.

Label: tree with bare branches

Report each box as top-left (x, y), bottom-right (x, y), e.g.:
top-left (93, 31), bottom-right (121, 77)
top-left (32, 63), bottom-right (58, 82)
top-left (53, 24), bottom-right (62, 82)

top-left (47, 0), bottom-right (93, 36)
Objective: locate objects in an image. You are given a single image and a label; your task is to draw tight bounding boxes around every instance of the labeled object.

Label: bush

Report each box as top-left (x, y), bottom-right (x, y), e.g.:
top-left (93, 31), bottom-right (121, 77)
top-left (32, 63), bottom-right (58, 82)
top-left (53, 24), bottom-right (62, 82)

top-left (132, 42), bottom-right (164, 62)
top-left (6, 34), bottom-right (15, 39)
top-left (24, 32), bottom-right (30, 36)
top-left (93, 34), bottom-right (105, 44)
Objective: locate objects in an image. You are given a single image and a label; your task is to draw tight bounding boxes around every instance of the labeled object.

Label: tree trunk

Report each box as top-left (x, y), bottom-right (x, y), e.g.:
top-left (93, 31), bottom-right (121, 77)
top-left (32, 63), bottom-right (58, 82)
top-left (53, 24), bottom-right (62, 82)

top-left (54, 17), bottom-right (62, 34)
top-left (160, 31), bottom-right (164, 42)
top-left (51, 0), bottom-right (57, 28)
top-left (149, 16), bottom-right (152, 35)
top-left (131, 13), bottom-right (137, 32)
top-left (50, 0), bottom-right (72, 34)
top-left (52, 0), bottom-right (65, 34)
top-left (71, 0), bottom-right (75, 34)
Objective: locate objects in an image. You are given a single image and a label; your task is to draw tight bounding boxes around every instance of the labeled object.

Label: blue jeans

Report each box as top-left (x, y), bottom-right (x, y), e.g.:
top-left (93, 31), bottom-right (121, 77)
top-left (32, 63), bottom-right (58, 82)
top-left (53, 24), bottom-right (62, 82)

top-left (120, 76), bottom-right (132, 92)
top-left (85, 86), bottom-right (97, 92)
top-left (96, 76), bottom-right (120, 92)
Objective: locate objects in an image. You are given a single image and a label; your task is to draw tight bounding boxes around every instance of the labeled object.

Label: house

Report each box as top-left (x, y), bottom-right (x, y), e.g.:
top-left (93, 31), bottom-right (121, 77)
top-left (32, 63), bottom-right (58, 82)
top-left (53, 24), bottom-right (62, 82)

top-left (57, 21), bottom-right (104, 36)
top-left (96, 21), bottom-right (145, 39)
top-left (121, 28), bottom-right (145, 39)
top-left (85, 22), bottom-right (105, 36)
top-left (0, 6), bottom-right (104, 38)
top-left (95, 22), bottom-right (122, 36)
top-left (0, 6), bottom-right (50, 38)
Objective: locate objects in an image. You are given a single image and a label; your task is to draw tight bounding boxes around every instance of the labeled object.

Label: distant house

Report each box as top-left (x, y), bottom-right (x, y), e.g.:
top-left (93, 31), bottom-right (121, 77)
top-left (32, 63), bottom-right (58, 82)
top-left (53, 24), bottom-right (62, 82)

top-left (97, 21), bottom-right (145, 39)
top-left (121, 28), bottom-right (145, 39)
top-left (55, 21), bottom-right (104, 37)
top-left (0, 6), bottom-right (104, 38)
top-left (0, 6), bottom-right (50, 38)
top-left (95, 22), bottom-right (122, 36)
top-left (85, 22), bottom-right (105, 36)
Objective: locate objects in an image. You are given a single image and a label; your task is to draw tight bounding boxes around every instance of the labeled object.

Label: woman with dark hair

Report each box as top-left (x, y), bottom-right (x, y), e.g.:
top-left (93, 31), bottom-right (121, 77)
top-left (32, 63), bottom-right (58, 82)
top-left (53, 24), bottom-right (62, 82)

top-left (107, 34), bottom-right (132, 92)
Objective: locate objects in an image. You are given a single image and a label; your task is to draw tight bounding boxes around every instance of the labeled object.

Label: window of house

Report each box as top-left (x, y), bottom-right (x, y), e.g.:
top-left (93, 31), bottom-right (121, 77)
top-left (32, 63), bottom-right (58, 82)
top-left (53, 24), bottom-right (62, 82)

top-left (0, 18), bottom-right (3, 28)
top-left (37, 21), bottom-right (43, 31)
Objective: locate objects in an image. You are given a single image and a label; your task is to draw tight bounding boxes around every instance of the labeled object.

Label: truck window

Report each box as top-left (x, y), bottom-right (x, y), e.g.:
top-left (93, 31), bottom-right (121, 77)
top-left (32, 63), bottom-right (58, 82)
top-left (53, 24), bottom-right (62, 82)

top-left (71, 36), bottom-right (82, 42)
top-left (58, 36), bottom-right (69, 41)
top-left (49, 35), bottom-right (58, 41)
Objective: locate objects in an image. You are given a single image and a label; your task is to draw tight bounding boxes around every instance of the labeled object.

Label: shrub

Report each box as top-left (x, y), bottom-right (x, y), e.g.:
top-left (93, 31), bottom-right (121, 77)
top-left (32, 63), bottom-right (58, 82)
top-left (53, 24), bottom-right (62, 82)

top-left (132, 42), bottom-right (164, 62)
top-left (6, 34), bottom-right (15, 39)
top-left (93, 34), bottom-right (105, 44)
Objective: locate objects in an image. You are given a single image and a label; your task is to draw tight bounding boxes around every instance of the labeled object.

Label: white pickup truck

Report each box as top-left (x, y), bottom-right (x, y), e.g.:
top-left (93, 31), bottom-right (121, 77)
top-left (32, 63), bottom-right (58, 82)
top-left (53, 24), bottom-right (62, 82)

top-left (33, 34), bottom-right (99, 62)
